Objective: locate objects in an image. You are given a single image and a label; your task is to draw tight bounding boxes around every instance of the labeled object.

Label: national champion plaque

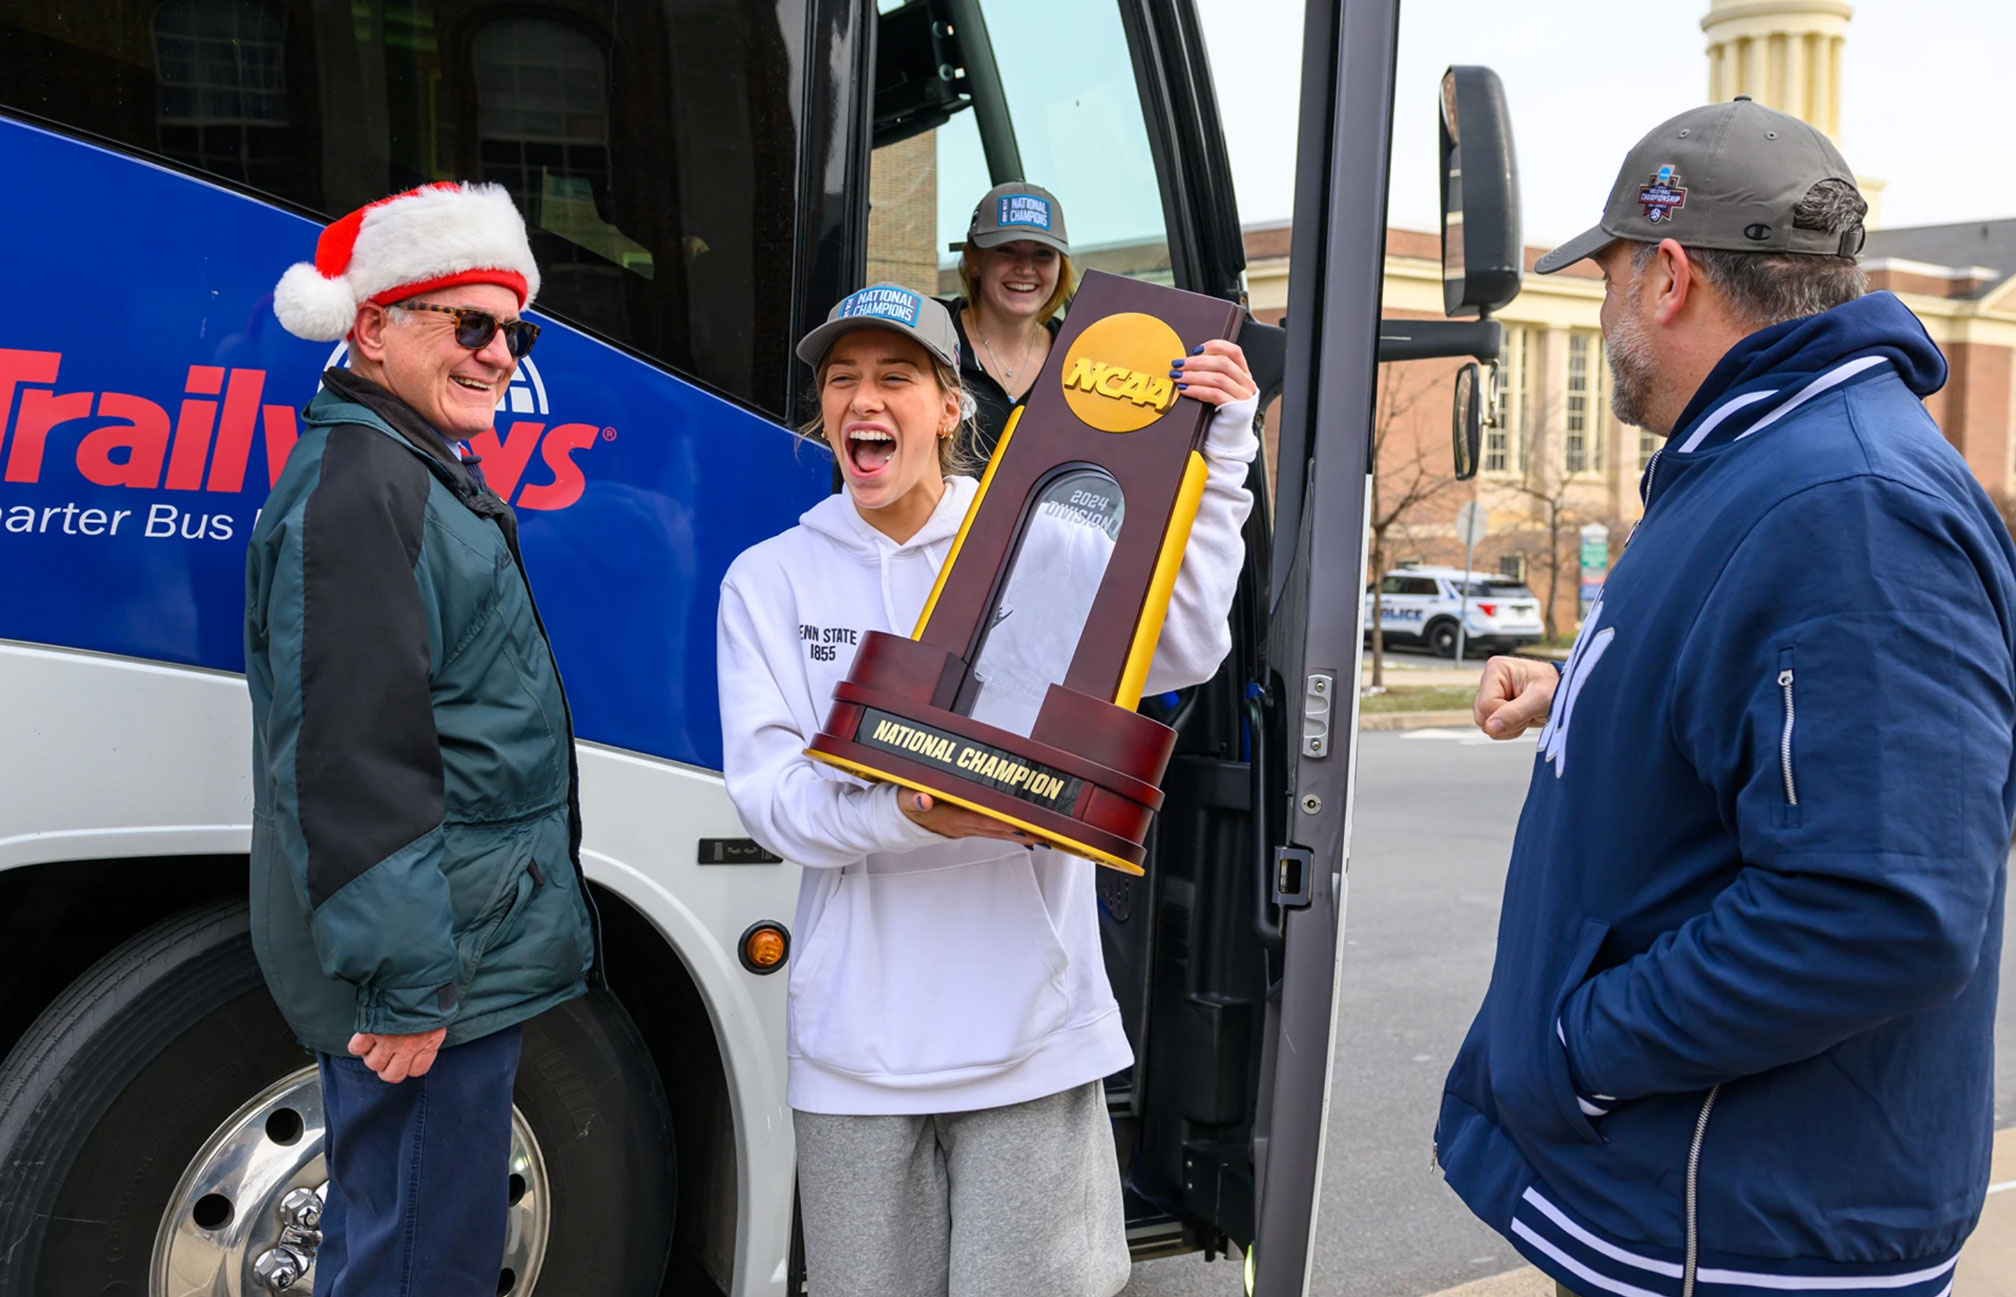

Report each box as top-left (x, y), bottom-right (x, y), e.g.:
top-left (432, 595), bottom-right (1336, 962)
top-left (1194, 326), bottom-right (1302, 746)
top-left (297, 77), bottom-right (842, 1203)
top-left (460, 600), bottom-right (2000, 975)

top-left (806, 270), bottom-right (1245, 873)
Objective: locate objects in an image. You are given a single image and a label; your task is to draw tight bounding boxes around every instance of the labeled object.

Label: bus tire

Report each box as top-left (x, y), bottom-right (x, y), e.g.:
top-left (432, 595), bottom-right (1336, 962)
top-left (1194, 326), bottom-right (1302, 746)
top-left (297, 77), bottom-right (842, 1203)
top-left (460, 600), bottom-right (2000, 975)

top-left (0, 898), bottom-right (677, 1296)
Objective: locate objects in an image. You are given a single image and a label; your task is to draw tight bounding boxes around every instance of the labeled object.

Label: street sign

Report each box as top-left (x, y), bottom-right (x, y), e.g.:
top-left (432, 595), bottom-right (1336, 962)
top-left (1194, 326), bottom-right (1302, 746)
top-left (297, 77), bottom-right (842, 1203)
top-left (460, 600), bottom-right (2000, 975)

top-left (1455, 500), bottom-right (1488, 548)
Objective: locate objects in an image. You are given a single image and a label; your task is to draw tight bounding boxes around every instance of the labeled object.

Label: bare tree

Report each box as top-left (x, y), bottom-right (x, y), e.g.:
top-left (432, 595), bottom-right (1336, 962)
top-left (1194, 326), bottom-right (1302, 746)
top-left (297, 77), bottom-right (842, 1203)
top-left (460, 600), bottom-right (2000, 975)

top-left (1506, 393), bottom-right (1619, 641)
top-left (1507, 469), bottom-right (1579, 642)
top-left (1366, 364), bottom-right (1462, 687)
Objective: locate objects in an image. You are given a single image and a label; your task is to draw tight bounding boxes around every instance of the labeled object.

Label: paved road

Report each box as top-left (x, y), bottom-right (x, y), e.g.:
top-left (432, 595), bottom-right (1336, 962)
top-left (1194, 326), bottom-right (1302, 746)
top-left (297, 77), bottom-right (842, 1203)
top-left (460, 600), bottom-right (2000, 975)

top-left (1124, 727), bottom-right (2016, 1297)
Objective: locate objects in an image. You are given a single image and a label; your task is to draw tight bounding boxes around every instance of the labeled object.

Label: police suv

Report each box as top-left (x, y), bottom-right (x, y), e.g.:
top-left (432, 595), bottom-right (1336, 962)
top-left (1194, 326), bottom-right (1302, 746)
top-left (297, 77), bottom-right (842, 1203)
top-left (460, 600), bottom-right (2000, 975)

top-left (1365, 566), bottom-right (1545, 658)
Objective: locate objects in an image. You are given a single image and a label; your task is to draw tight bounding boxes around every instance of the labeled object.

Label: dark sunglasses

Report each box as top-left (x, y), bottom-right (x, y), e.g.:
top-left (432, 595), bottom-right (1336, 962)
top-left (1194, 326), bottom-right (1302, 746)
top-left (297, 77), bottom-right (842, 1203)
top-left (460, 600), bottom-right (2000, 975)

top-left (397, 301), bottom-right (541, 359)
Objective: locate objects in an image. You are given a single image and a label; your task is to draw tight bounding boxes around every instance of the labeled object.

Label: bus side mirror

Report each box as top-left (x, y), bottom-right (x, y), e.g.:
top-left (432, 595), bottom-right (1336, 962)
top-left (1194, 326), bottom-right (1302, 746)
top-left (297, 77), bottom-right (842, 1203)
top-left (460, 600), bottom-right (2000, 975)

top-left (1452, 362), bottom-right (1482, 481)
top-left (1439, 66), bottom-right (1522, 319)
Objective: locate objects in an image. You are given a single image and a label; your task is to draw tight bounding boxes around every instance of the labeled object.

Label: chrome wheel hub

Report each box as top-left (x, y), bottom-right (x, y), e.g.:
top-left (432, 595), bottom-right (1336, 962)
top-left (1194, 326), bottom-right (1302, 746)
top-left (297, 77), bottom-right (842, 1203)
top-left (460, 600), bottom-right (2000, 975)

top-left (149, 1065), bottom-right (549, 1295)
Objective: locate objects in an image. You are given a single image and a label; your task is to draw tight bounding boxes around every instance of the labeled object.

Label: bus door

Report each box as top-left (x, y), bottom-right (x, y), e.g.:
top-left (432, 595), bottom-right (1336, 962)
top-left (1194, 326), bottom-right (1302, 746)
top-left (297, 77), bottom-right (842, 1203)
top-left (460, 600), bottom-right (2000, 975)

top-left (1253, 15), bottom-right (1523, 1296)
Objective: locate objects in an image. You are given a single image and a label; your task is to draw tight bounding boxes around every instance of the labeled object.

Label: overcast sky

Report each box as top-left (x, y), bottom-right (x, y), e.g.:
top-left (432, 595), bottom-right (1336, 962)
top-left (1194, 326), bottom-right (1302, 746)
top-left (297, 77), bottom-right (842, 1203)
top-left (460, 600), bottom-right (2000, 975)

top-left (1197, 0), bottom-right (2016, 247)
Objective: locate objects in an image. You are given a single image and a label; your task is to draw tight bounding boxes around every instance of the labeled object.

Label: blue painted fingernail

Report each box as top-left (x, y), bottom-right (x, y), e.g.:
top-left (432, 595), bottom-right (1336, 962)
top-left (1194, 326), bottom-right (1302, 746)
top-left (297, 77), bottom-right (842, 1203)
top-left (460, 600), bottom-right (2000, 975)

top-left (1190, 344), bottom-right (1205, 354)
top-left (1176, 382), bottom-right (1188, 390)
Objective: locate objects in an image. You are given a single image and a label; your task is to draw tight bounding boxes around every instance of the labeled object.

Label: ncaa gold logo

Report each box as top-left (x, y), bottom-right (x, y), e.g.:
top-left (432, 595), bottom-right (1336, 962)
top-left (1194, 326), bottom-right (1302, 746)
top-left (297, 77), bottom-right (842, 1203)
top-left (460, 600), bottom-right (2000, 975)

top-left (1059, 312), bottom-right (1186, 433)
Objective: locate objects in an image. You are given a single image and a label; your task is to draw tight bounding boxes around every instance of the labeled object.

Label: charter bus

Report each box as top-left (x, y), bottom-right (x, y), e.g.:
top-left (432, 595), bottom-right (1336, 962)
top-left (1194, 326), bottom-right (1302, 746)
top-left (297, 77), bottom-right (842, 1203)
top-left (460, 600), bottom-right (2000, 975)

top-left (0, 0), bottom-right (1523, 1292)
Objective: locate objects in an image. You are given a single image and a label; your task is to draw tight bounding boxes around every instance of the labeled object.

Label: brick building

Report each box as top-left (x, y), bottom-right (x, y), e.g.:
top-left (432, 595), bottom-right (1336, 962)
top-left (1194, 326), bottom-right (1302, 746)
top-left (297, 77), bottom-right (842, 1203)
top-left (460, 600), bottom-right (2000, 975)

top-left (1248, 226), bottom-right (1642, 639)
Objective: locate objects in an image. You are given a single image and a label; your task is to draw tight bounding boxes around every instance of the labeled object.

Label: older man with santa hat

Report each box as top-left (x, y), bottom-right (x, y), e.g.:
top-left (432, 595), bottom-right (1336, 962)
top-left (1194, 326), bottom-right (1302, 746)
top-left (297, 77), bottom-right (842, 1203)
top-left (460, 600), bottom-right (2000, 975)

top-left (245, 182), bottom-right (597, 1295)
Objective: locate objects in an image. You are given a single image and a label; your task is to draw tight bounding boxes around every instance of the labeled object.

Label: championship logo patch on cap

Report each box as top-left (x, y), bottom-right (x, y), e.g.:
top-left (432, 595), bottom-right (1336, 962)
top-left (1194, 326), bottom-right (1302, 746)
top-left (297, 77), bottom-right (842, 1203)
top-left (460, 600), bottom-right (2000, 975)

top-left (1639, 166), bottom-right (1688, 224)
top-left (838, 285), bottom-right (922, 327)
top-left (997, 194), bottom-right (1053, 231)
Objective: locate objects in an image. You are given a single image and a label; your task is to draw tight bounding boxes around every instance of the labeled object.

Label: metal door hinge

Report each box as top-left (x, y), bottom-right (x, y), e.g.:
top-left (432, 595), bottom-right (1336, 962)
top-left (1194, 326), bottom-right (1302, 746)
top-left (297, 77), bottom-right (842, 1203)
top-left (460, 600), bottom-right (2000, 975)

top-left (1302, 673), bottom-right (1334, 757)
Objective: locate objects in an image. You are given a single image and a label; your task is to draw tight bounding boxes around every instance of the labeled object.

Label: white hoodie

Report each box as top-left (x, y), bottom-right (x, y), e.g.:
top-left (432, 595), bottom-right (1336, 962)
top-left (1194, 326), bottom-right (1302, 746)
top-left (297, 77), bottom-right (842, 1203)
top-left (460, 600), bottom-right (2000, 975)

top-left (717, 393), bottom-right (1258, 1115)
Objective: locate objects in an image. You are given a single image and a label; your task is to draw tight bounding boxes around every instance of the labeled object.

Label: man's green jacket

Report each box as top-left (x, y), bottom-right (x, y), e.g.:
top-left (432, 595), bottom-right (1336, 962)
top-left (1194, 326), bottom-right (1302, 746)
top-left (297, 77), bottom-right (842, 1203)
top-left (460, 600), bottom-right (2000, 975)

top-left (245, 372), bottom-right (596, 1056)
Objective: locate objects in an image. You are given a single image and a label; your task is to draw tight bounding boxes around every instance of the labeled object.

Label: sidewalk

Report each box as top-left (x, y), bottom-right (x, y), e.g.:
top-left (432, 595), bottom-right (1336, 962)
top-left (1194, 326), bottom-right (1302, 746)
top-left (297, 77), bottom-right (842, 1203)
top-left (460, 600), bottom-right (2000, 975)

top-left (1358, 660), bottom-right (1481, 730)
top-left (1365, 666), bottom-right (1484, 689)
top-left (1957, 1124), bottom-right (2015, 1294)
top-left (1361, 646), bottom-right (1561, 691)
top-left (1419, 1126), bottom-right (2015, 1297)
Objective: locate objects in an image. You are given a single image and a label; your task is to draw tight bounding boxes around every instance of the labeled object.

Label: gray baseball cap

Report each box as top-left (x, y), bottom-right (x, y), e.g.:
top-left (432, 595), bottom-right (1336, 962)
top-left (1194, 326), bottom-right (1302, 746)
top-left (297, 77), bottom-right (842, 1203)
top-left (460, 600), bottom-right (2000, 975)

top-left (951, 181), bottom-right (1070, 255)
top-left (1535, 97), bottom-right (1863, 275)
top-left (796, 284), bottom-right (961, 370)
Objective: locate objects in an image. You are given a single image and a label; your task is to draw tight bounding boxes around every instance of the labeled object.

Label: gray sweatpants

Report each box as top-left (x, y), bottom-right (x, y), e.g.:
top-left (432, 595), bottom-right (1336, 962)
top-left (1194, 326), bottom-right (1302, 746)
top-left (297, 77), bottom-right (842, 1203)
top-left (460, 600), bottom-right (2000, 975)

top-left (793, 1082), bottom-right (1130, 1297)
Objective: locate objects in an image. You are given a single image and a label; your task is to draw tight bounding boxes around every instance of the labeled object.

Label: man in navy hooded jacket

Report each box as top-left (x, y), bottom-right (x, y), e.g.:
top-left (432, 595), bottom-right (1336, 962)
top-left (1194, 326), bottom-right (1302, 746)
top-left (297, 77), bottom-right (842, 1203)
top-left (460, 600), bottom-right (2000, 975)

top-left (1444, 99), bottom-right (2013, 1297)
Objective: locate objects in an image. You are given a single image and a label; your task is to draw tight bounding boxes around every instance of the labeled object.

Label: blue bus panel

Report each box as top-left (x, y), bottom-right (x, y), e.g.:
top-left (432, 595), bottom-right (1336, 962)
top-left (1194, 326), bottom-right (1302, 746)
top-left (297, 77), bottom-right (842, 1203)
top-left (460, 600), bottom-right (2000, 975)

top-left (0, 118), bottom-right (832, 771)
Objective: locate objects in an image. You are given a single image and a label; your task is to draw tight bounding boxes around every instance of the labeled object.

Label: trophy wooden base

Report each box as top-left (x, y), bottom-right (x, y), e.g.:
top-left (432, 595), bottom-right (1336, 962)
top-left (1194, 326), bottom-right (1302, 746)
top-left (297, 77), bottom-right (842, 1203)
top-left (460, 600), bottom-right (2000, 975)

top-left (804, 631), bottom-right (1178, 874)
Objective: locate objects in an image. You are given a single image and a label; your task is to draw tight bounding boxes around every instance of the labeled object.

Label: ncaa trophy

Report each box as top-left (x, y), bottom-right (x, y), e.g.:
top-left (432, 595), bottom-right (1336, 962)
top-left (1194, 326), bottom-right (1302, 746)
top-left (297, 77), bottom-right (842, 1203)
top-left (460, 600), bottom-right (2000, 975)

top-left (805, 270), bottom-right (1245, 874)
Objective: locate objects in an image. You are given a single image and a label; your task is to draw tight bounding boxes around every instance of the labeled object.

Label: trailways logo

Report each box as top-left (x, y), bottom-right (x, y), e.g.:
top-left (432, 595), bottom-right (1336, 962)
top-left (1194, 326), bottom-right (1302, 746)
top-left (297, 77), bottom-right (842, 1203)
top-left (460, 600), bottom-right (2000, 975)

top-left (0, 347), bottom-right (606, 535)
top-left (323, 342), bottom-right (603, 510)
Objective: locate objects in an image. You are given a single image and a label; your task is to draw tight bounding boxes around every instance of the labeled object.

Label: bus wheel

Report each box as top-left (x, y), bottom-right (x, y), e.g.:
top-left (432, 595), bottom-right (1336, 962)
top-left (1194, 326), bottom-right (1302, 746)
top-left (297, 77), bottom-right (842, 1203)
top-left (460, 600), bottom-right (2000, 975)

top-left (0, 900), bottom-right (676, 1297)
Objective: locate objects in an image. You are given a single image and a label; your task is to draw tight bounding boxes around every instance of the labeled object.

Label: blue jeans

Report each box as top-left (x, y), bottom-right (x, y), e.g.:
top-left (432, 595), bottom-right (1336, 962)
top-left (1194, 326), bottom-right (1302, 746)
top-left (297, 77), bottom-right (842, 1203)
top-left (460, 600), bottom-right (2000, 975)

top-left (316, 1025), bottom-right (522, 1296)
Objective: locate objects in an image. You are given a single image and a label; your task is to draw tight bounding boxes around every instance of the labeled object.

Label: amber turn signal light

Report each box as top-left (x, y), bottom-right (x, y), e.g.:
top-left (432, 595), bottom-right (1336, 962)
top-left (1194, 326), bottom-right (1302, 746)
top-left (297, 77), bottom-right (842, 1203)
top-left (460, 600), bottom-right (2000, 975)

top-left (739, 921), bottom-right (790, 974)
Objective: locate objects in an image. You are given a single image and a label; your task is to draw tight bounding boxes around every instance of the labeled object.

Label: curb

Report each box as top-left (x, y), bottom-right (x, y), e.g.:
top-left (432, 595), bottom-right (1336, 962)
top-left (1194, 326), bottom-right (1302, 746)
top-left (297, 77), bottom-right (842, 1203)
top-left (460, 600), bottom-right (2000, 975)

top-left (1357, 710), bottom-right (1476, 732)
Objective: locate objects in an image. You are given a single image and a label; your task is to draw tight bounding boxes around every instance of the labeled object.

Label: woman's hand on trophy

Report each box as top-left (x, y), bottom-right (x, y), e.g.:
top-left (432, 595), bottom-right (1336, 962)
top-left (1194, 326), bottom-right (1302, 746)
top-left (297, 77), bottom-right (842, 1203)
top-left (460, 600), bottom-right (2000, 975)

top-left (901, 790), bottom-right (1037, 845)
top-left (1169, 338), bottom-right (1258, 407)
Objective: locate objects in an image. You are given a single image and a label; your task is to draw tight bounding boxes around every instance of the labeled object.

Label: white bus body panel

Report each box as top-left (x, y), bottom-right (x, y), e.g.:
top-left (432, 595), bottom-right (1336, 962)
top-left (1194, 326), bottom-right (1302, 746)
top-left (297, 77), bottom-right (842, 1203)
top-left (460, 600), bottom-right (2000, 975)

top-left (0, 640), bottom-right (801, 1297)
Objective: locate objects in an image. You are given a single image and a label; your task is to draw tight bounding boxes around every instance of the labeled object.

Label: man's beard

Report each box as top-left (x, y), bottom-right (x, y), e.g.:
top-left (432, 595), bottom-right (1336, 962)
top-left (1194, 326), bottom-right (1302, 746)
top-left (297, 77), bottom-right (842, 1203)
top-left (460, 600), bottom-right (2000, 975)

top-left (1605, 300), bottom-right (1657, 433)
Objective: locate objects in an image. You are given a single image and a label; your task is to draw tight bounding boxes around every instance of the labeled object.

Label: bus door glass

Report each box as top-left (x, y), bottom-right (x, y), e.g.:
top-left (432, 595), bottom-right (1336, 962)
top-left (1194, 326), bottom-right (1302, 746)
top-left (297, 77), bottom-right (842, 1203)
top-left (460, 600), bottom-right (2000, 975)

top-left (866, 0), bottom-right (1173, 298)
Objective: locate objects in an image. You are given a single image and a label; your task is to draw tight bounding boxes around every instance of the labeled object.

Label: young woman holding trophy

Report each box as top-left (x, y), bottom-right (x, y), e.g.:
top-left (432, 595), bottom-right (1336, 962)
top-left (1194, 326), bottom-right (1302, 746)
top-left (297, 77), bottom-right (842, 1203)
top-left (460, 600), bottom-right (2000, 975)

top-left (715, 284), bottom-right (1256, 1296)
top-left (943, 181), bottom-right (1076, 460)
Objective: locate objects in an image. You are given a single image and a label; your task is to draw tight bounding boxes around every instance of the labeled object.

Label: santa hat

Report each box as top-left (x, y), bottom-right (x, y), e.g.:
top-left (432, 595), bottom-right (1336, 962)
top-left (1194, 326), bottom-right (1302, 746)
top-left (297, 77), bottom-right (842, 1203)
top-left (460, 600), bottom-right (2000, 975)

top-left (272, 182), bottom-right (542, 342)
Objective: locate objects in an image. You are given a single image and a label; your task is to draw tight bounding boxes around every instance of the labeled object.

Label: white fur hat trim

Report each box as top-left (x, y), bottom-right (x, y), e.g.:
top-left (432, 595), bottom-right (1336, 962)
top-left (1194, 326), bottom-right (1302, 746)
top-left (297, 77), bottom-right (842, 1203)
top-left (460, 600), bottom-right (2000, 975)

top-left (272, 183), bottom-right (541, 342)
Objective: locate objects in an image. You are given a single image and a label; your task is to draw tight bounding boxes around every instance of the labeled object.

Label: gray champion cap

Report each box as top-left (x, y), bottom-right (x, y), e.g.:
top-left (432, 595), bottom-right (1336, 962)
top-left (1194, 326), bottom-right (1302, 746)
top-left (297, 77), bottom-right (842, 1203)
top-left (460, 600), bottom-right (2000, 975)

top-left (1535, 97), bottom-right (1863, 275)
top-left (795, 284), bottom-right (962, 370)
top-left (950, 181), bottom-right (1071, 255)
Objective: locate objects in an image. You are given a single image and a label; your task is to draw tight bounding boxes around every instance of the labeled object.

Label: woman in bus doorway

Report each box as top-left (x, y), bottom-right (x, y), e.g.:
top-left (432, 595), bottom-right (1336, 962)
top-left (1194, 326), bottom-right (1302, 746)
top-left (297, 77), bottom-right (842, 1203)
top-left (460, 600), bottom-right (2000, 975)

top-left (943, 181), bottom-right (1075, 460)
top-left (716, 285), bottom-right (1257, 1297)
